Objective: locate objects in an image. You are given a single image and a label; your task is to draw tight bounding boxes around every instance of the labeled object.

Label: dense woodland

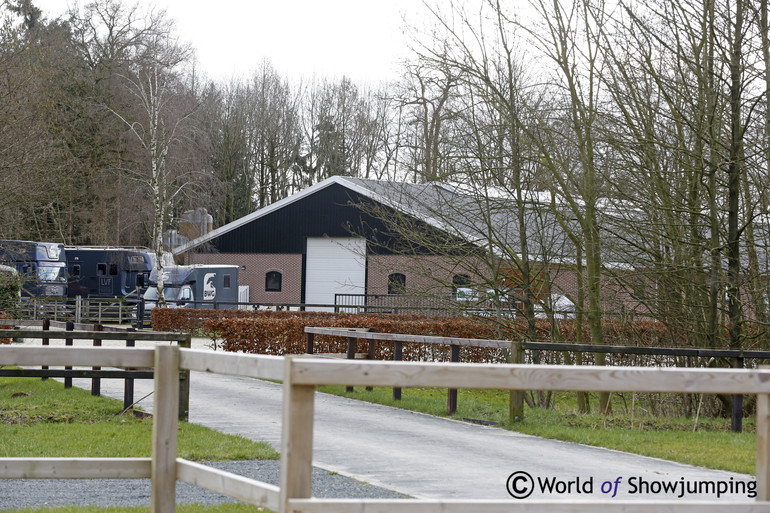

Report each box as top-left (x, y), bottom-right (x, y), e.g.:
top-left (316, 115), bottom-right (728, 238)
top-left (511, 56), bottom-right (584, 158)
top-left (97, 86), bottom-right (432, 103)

top-left (3, 0), bottom-right (770, 369)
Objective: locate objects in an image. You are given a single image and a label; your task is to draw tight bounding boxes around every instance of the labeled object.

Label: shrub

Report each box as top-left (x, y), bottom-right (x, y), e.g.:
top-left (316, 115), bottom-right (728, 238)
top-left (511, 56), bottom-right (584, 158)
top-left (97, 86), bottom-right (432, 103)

top-left (0, 311), bottom-right (13, 344)
top-left (151, 307), bottom-right (254, 332)
top-left (152, 308), bottom-right (701, 365)
top-left (200, 311), bottom-right (510, 362)
top-left (0, 269), bottom-right (21, 319)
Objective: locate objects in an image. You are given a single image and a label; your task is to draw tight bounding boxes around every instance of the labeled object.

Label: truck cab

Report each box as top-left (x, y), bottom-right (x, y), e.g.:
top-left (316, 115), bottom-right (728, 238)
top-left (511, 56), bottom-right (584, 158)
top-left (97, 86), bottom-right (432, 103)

top-left (143, 264), bottom-right (239, 310)
top-left (0, 240), bottom-right (67, 298)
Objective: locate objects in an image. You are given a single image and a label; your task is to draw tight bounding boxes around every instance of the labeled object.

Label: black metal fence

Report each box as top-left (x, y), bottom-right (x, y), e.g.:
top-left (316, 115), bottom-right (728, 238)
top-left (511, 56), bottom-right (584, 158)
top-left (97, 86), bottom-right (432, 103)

top-left (333, 293), bottom-right (455, 315)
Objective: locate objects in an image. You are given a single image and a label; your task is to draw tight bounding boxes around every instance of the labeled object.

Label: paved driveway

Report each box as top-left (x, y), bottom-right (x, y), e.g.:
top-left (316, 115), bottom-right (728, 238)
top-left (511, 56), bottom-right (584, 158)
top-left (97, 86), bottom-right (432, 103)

top-left (49, 335), bottom-right (756, 503)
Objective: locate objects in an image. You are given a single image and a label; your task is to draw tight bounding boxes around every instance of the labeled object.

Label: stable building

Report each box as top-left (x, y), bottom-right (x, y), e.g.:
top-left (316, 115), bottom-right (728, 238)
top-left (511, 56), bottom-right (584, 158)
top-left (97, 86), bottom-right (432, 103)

top-left (174, 176), bottom-right (480, 310)
top-left (173, 176), bottom-right (589, 314)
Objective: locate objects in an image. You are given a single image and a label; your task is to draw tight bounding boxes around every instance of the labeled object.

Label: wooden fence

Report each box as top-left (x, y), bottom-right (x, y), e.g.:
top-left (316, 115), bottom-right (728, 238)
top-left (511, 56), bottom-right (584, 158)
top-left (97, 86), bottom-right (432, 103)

top-left (0, 324), bottom-right (191, 418)
top-left (305, 326), bottom-right (514, 413)
top-left (17, 297), bottom-right (140, 324)
top-left (3, 342), bottom-right (770, 512)
top-left (305, 326), bottom-right (770, 432)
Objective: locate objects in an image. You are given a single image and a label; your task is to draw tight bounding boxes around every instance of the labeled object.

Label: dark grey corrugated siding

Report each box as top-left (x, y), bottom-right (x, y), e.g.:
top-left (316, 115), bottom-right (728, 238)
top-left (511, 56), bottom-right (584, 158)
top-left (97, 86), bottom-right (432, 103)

top-left (210, 184), bottom-right (383, 253)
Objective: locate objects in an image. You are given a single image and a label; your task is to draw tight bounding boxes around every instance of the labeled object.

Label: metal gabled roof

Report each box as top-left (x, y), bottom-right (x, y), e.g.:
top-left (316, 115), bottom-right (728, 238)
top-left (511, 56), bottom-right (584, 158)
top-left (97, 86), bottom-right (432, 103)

top-left (343, 177), bottom-right (580, 263)
top-left (173, 175), bottom-right (580, 265)
top-left (173, 176), bottom-right (500, 256)
top-left (172, 176), bottom-right (455, 255)
top-left (173, 176), bottom-right (348, 255)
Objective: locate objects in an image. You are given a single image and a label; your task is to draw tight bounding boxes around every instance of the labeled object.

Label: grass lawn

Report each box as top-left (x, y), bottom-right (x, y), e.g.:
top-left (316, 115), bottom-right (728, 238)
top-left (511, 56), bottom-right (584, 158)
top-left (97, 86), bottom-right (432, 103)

top-left (1, 371), bottom-right (755, 512)
top-left (0, 375), bottom-right (278, 460)
top-left (318, 385), bottom-right (758, 475)
top-left (0, 375), bottom-right (279, 513)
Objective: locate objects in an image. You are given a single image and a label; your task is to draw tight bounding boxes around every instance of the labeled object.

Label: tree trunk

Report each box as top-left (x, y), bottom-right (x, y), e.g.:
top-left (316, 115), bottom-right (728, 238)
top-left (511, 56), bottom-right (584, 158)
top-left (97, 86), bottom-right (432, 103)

top-left (726, 0), bottom-right (744, 352)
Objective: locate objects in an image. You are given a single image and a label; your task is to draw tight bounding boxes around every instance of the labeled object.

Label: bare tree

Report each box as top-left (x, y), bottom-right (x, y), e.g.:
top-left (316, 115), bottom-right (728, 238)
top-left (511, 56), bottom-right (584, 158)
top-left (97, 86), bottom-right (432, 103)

top-left (395, 60), bottom-right (457, 183)
top-left (102, 5), bottom-right (196, 305)
top-left (203, 79), bottom-right (252, 226)
top-left (374, 1), bottom-right (591, 414)
top-left (243, 61), bottom-right (303, 208)
top-left (0, 1), bottom-right (79, 242)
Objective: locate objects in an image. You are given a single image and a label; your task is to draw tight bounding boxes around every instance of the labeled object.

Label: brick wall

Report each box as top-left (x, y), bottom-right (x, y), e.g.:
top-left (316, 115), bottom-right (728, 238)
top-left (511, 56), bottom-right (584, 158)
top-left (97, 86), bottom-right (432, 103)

top-left (367, 254), bottom-right (486, 296)
top-left (368, 256), bottom-right (646, 316)
top-left (184, 250), bottom-right (645, 315)
top-left (185, 253), bottom-right (303, 304)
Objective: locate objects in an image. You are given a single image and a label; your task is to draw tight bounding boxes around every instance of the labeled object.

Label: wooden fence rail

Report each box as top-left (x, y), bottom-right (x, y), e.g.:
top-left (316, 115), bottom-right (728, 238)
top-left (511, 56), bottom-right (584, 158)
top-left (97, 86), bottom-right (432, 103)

top-left (281, 356), bottom-right (770, 512)
top-left (3, 344), bottom-right (770, 512)
top-left (304, 326), bottom-right (770, 431)
top-left (0, 326), bottom-right (190, 418)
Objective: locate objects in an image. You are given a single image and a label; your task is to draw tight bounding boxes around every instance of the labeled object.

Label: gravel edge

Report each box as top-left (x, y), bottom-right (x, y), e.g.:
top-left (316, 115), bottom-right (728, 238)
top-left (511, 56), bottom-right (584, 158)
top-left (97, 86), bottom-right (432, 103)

top-left (0, 460), bottom-right (408, 510)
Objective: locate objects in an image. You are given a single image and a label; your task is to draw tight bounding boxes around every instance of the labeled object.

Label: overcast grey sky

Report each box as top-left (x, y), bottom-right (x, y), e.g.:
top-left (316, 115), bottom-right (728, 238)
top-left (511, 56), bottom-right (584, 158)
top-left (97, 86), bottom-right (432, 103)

top-left (33, 0), bottom-right (425, 84)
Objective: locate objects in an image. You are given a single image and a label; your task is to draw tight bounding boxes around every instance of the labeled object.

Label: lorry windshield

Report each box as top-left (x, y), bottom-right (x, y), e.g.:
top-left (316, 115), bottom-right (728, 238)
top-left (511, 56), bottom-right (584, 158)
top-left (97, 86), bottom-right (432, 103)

top-left (37, 263), bottom-right (66, 283)
top-left (144, 286), bottom-right (181, 301)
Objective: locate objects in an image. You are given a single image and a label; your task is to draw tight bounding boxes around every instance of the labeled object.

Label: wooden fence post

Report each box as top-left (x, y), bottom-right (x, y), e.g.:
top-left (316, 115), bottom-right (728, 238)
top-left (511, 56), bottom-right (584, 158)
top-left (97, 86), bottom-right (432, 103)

top-left (91, 324), bottom-right (103, 396)
top-left (75, 296), bottom-right (82, 324)
top-left (41, 318), bottom-right (49, 380)
top-left (732, 357), bottom-right (744, 433)
top-left (509, 341), bottom-right (525, 422)
top-left (124, 328), bottom-right (136, 412)
top-left (346, 336), bottom-right (356, 393)
top-left (447, 344), bottom-right (460, 414)
top-left (759, 367), bottom-right (770, 501)
top-left (306, 331), bottom-right (314, 354)
top-left (64, 321), bottom-right (74, 388)
top-left (178, 333), bottom-right (191, 421)
top-left (393, 341), bottom-right (403, 400)
top-left (152, 344), bottom-right (180, 513)
top-left (280, 356), bottom-right (315, 513)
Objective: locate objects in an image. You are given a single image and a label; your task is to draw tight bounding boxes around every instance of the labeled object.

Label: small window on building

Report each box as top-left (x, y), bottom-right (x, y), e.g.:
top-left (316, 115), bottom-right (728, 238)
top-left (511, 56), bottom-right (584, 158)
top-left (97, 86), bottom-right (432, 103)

top-left (72, 265), bottom-right (81, 277)
top-left (388, 273), bottom-right (406, 294)
top-left (109, 263), bottom-right (118, 275)
top-left (452, 274), bottom-right (471, 288)
top-left (97, 263), bottom-right (107, 276)
top-left (265, 271), bottom-right (282, 292)
top-left (223, 275), bottom-right (231, 288)
top-left (452, 274), bottom-right (471, 298)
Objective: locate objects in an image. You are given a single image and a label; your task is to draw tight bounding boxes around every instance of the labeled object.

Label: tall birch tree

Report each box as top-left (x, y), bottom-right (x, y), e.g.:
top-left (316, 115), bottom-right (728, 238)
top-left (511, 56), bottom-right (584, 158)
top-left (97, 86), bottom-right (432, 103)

top-left (105, 8), bottom-right (196, 305)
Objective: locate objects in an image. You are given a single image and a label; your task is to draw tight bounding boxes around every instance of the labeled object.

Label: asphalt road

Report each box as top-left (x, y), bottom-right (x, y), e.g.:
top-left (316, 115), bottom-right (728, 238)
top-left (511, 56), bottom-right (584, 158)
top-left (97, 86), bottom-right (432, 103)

top-left (14, 335), bottom-right (759, 502)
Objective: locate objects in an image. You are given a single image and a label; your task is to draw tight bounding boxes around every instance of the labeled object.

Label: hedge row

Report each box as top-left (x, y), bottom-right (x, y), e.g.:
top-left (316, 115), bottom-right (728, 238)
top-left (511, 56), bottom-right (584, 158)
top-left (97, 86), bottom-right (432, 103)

top-left (151, 307), bottom-right (256, 332)
top-left (0, 311), bottom-right (13, 344)
top-left (151, 308), bottom-right (688, 364)
top-left (205, 313), bottom-right (511, 362)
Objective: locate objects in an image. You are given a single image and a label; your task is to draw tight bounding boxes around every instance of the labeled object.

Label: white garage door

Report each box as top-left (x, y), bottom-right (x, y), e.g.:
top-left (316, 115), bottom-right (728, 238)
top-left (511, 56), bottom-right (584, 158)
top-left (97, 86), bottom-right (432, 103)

top-left (305, 237), bottom-right (366, 312)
